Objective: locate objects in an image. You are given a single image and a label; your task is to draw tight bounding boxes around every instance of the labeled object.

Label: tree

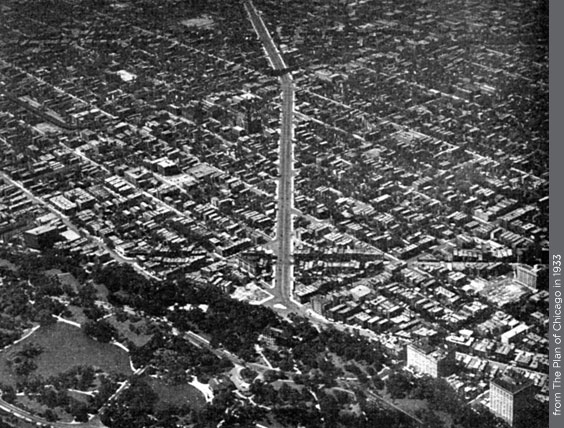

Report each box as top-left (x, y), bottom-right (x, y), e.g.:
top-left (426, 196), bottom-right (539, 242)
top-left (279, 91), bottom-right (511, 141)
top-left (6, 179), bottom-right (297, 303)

top-left (416, 408), bottom-right (445, 428)
top-left (90, 375), bottom-right (118, 409)
top-left (0, 384), bottom-right (16, 403)
top-left (514, 399), bottom-right (548, 428)
top-left (77, 284), bottom-right (97, 306)
top-left (14, 358), bottom-right (37, 376)
top-left (43, 409), bottom-right (58, 422)
top-left (40, 388), bottom-right (61, 409)
top-left (19, 343), bottom-right (43, 359)
top-left (319, 393), bottom-right (339, 425)
top-left (372, 375), bottom-right (385, 390)
top-left (79, 366), bottom-right (96, 390)
top-left (84, 305), bottom-right (107, 321)
top-left (455, 404), bottom-right (509, 428)
top-left (69, 399), bottom-right (90, 422)
top-left (36, 309), bottom-right (56, 326)
top-left (121, 377), bottom-right (158, 412)
top-left (239, 367), bottom-right (257, 383)
top-left (361, 399), bottom-right (406, 427)
top-left (385, 371), bottom-right (413, 399)
top-left (83, 319), bottom-right (117, 343)
top-left (101, 377), bottom-right (157, 427)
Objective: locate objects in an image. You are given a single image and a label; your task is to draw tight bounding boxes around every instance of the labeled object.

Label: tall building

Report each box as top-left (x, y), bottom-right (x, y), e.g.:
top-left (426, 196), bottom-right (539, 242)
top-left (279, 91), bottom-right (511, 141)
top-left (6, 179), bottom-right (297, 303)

top-left (406, 342), bottom-right (455, 377)
top-left (489, 373), bottom-right (534, 427)
top-left (513, 263), bottom-right (540, 289)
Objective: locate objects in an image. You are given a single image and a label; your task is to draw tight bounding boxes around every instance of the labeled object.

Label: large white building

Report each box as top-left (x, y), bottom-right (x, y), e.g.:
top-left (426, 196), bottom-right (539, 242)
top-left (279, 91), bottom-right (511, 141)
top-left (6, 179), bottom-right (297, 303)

top-left (489, 373), bottom-right (533, 427)
top-left (513, 263), bottom-right (541, 290)
top-left (406, 342), bottom-right (455, 378)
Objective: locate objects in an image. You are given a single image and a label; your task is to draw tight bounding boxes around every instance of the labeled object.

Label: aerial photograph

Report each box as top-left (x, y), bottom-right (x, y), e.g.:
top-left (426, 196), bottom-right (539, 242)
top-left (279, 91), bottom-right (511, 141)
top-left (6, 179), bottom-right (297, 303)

top-left (0, 0), bottom-right (549, 427)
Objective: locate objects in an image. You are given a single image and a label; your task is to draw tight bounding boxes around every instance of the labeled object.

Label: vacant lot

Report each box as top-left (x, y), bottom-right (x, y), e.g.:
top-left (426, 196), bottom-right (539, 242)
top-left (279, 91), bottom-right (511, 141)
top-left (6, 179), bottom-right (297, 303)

top-left (0, 322), bottom-right (132, 386)
top-left (147, 377), bottom-right (206, 412)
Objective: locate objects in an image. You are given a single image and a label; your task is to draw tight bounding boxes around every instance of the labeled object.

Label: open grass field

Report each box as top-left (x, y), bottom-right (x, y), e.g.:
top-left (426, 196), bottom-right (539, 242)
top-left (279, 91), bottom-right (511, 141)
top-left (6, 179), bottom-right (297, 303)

top-left (0, 322), bottom-right (132, 386)
top-left (147, 377), bottom-right (206, 412)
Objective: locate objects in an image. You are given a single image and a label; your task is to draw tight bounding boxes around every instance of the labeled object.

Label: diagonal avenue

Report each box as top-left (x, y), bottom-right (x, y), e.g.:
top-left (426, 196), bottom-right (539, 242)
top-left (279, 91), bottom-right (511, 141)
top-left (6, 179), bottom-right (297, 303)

top-left (244, 1), bottom-right (295, 305)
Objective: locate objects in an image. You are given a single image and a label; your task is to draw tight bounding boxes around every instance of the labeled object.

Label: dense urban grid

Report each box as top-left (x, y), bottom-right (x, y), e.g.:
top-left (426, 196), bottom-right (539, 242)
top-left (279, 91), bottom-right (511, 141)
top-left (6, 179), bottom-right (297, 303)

top-left (0, 0), bottom-right (548, 427)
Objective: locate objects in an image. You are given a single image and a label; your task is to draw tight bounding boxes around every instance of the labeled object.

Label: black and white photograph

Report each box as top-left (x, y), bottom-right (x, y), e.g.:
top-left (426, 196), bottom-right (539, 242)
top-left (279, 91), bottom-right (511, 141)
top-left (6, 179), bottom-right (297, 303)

top-left (0, 0), bottom-right (551, 427)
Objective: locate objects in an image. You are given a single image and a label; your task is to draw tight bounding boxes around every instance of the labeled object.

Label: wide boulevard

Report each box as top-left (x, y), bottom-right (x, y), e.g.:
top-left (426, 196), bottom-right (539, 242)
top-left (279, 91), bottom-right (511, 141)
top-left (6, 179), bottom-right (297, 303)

top-left (244, 1), bottom-right (296, 308)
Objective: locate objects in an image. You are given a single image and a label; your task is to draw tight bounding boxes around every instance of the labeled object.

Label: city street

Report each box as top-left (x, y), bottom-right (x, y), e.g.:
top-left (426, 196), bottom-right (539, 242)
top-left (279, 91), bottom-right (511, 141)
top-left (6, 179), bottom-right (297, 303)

top-left (245, 1), bottom-right (296, 308)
